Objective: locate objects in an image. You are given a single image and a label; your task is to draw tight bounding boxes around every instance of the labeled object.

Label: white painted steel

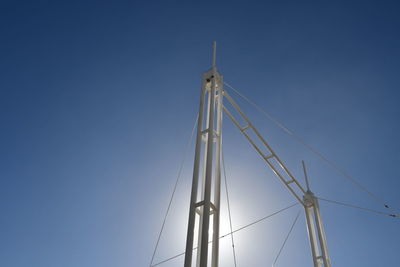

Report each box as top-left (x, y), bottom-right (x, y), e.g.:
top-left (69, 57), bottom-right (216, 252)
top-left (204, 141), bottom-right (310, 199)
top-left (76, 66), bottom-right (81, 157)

top-left (223, 91), bottom-right (306, 203)
top-left (223, 91), bottom-right (331, 267)
top-left (304, 191), bottom-right (332, 267)
top-left (185, 42), bottom-right (224, 267)
top-left (185, 43), bottom-right (331, 267)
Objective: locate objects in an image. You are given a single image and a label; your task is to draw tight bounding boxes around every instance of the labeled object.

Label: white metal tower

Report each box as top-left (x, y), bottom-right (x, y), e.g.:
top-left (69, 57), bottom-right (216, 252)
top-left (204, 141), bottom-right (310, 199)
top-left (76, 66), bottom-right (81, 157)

top-left (184, 42), bottom-right (331, 267)
top-left (184, 42), bottom-right (224, 267)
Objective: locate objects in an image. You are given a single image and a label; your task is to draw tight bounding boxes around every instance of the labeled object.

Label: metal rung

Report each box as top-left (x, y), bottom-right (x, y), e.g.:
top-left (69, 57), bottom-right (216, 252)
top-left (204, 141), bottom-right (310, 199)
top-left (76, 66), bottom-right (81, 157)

top-left (201, 129), bottom-right (219, 137)
top-left (263, 154), bottom-right (274, 160)
top-left (194, 201), bottom-right (217, 216)
top-left (201, 129), bottom-right (209, 135)
top-left (285, 180), bottom-right (295, 185)
top-left (241, 125), bottom-right (250, 131)
top-left (196, 208), bottom-right (215, 216)
top-left (195, 207), bottom-right (215, 216)
top-left (195, 201), bottom-right (204, 207)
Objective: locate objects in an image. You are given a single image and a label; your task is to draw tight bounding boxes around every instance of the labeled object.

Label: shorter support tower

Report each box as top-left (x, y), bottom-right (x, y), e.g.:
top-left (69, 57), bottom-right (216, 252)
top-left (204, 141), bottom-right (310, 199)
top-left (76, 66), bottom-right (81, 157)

top-left (302, 162), bottom-right (331, 267)
top-left (184, 42), bottom-right (224, 267)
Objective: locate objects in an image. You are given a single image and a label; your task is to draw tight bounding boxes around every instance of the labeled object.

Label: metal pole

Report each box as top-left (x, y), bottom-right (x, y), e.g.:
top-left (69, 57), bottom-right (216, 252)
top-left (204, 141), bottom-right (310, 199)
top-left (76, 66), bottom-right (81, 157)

top-left (211, 74), bottom-right (223, 267)
top-left (302, 160), bottom-right (310, 191)
top-left (196, 86), bottom-right (212, 267)
top-left (184, 80), bottom-right (207, 267)
top-left (304, 195), bottom-right (320, 267)
top-left (199, 68), bottom-right (216, 267)
top-left (185, 41), bottom-right (223, 267)
top-left (313, 198), bottom-right (331, 267)
top-left (302, 162), bottom-right (331, 267)
top-left (212, 41), bottom-right (217, 68)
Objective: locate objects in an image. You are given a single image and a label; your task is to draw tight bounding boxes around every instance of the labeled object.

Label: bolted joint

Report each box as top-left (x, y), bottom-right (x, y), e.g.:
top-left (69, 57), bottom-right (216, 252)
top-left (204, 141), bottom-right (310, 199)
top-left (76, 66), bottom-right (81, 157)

top-left (206, 75), bottom-right (215, 82)
top-left (303, 191), bottom-right (315, 207)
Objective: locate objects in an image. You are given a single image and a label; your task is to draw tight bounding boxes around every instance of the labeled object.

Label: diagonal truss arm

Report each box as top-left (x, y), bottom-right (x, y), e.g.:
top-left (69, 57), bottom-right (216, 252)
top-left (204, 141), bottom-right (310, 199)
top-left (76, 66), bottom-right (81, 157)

top-left (222, 89), bottom-right (331, 267)
top-left (222, 90), bottom-right (306, 204)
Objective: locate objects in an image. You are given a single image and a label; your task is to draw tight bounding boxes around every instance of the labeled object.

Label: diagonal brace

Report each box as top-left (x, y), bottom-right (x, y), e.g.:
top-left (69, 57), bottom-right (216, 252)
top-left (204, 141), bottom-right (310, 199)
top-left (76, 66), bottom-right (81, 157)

top-left (222, 90), bottom-right (306, 204)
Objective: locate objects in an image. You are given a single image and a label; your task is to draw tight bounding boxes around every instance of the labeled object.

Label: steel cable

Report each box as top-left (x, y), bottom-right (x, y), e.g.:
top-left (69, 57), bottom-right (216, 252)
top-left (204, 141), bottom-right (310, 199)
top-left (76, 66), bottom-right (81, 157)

top-left (151, 202), bottom-right (298, 266)
top-left (222, 144), bottom-right (238, 267)
top-left (272, 210), bottom-right (301, 267)
top-left (223, 81), bottom-right (395, 213)
top-left (149, 114), bottom-right (199, 266)
top-left (316, 197), bottom-right (399, 218)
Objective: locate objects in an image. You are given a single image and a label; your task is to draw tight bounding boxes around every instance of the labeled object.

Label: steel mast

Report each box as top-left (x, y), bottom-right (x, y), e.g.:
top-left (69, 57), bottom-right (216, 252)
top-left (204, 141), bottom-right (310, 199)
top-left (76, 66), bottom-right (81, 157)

top-left (185, 43), bottom-right (331, 267)
top-left (302, 161), bottom-right (331, 267)
top-left (184, 41), bottom-right (224, 267)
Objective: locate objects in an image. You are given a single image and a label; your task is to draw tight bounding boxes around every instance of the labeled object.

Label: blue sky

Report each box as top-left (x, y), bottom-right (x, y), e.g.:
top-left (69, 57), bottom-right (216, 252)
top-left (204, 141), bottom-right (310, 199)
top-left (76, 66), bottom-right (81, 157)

top-left (1, 1), bottom-right (399, 266)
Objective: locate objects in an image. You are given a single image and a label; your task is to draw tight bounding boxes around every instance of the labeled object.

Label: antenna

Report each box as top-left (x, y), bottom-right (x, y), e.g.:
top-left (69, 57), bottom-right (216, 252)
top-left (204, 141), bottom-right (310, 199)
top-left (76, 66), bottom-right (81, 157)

top-left (212, 41), bottom-right (217, 68)
top-left (302, 160), bottom-right (311, 191)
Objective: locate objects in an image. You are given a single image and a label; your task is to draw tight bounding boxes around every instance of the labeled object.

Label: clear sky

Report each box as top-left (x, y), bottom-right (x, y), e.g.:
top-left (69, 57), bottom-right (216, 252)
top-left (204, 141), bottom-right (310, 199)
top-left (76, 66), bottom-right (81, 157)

top-left (1, 1), bottom-right (399, 267)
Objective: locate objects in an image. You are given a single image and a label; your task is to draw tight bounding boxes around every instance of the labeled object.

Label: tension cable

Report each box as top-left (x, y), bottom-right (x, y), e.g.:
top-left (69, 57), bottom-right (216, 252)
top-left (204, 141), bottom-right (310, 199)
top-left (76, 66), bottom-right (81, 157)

top-left (224, 81), bottom-right (395, 213)
top-left (151, 202), bottom-right (298, 266)
top-left (272, 210), bottom-right (301, 267)
top-left (149, 114), bottom-right (198, 266)
top-left (222, 145), bottom-right (238, 267)
top-left (317, 197), bottom-right (399, 218)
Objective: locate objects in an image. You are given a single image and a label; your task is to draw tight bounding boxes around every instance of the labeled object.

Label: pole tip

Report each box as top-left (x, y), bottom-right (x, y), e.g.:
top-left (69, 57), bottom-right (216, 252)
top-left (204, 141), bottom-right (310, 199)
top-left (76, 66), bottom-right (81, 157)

top-left (302, 160), bottom-right (311, 191)
top-left (212, 41), bottom-right (217, 68)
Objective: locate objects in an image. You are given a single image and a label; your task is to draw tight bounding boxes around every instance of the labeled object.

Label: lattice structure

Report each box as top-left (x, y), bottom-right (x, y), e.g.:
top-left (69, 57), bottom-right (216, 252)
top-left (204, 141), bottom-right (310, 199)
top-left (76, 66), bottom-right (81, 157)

top-left (184, 42), bottom-right (224, 267)
top-left (184, 42), bottom-right (331, 267)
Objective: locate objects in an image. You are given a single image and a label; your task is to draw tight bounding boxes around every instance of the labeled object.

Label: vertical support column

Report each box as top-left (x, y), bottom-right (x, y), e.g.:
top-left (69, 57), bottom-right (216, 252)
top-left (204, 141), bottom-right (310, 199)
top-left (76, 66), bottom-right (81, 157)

top-left (303, 191), bottom-right (331, 267)
top-left (196, 83), bottom-right (212, 267)
top-left (211, 73), bottom-right (223, 267)
top-left (302, 162), bottom-right (331, 267)
top-left (304, 198), bottom-right (320, 267)
top-left (184, 79), bottom-right (207, 267)
top-left (313, 197), bottom-right (331, 266)
top-left (185, 42), bottom-right (223, 267)
top-left (199, 70), bottom-right (217, 267)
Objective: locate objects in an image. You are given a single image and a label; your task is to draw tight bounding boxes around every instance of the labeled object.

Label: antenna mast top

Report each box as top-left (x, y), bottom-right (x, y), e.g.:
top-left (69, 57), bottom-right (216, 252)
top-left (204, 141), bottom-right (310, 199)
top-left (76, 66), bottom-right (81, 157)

top-left (302, 160), bottom-right (311, 191)
top-left (212, 41), bottom-right (217, 68)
